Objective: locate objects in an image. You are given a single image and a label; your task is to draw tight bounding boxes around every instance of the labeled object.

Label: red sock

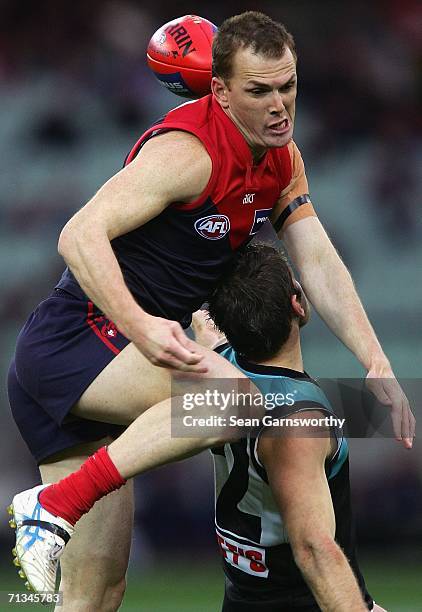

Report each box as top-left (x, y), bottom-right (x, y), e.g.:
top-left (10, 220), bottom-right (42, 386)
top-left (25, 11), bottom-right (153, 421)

top-left (39, 446), bottom-right (126, 526)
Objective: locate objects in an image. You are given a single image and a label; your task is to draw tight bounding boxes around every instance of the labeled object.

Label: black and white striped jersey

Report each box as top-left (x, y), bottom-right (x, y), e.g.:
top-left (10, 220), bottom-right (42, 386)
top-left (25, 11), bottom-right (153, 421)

top-left (212, 346), bottom-right (373, 610)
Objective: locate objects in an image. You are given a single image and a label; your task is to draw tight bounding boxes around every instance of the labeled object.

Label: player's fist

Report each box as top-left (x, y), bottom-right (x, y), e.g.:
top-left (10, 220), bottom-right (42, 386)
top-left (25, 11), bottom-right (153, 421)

top-left (134, 313), bottom-right (208, 373)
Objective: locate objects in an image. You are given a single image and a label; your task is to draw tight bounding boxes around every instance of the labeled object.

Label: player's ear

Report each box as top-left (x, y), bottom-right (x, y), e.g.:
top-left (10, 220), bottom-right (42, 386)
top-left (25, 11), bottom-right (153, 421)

top-left (291, 290), bottom-right (305, 319)
top-left (291, 283), bottom-right (311, 327)
top-left (212, 76), bottom-right (229, 108)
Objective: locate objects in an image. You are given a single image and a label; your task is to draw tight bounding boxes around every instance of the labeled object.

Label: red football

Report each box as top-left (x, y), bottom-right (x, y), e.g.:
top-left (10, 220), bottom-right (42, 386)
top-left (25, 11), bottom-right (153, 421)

top-left (147, 15), bottom-right (217, 99)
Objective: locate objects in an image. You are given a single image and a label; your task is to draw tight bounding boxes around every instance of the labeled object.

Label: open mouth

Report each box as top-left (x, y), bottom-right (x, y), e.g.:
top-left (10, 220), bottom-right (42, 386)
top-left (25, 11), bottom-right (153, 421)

top-left (268, 118), bottom-right (290, 134)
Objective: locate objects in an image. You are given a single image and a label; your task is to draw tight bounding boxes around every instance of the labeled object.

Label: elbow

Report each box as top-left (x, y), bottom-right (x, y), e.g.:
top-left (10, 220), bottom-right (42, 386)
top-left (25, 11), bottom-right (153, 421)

top-left (57, 223), bottom-right (72, 260)
top-left (57, 217), bottom-right (86, 262)
top-left (292, 534), bottom-right (342, 571)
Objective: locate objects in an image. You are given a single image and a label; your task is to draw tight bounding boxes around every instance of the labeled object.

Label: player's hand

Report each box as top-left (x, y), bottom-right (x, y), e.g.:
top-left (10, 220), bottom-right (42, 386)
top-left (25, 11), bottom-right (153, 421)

top-left (366, 365), bottom-right (415, 449)
top-left (191, 309), bottom-right (226, 349)
top-left (134, 314), bottom-right (208, 373)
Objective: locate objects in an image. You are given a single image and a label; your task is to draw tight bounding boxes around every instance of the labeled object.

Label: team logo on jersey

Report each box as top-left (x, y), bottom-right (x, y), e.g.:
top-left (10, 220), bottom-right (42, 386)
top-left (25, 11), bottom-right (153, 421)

top-left (242, 193), bottom-right (256, 204)
top-left (194, 215), bottom-right (230, 240)
top-left (249, 208), bottom-right (272, 235)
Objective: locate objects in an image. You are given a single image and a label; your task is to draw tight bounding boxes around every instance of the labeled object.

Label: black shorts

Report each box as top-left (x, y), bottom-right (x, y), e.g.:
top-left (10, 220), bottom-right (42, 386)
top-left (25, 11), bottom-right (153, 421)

top-left (7, 289), bottom-right (130, 464)
top-left (222, 580), bottom-right (373, 611)
top-left (222, 596), bottom-right (374, 611)
top-left (222, 594), bottom-right (319, 611)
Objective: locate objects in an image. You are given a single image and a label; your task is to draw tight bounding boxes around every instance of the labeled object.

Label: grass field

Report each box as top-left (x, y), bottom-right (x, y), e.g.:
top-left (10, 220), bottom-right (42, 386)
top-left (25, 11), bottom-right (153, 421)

top-left (1, 557), bottom-right (421, 610)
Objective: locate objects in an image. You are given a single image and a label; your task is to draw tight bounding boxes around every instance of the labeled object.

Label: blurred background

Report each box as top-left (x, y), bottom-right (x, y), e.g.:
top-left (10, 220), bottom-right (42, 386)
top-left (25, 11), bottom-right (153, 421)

top-left (0, 0), bottom-right (421, 609)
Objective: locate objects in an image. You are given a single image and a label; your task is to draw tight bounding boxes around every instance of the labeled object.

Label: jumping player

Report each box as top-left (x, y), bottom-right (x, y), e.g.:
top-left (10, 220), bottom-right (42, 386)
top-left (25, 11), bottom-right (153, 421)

top-left (8, 11), bottom-right (412, 609)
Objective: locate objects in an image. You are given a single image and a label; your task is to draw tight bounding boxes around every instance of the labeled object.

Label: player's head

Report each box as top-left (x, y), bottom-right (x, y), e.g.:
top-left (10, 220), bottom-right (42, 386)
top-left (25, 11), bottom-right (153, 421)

top-left (208, 243), bottom-right (309, 362)
top-left (212, 12), bottom-right (297, 154)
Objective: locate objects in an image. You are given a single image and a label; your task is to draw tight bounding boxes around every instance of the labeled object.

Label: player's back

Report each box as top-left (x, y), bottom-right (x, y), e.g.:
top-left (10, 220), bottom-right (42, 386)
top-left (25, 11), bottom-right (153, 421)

top-left (212, 344), bottom-right (373, 610)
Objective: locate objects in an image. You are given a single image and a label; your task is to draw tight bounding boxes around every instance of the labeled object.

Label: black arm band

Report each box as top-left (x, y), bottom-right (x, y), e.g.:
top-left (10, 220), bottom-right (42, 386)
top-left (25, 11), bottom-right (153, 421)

top-left (273, 194), bottom-right (311, 233)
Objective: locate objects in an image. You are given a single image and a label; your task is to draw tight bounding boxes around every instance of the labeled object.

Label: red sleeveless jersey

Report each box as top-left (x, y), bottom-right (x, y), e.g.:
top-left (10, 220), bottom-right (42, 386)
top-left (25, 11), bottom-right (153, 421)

top-left (58, 95), bottom-right (293, 327)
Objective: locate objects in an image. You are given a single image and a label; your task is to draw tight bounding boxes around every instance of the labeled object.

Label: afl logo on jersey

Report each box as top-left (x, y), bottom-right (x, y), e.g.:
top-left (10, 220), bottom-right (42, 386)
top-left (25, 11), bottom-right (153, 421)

top-left (194, 215), bottom-right (230, 240)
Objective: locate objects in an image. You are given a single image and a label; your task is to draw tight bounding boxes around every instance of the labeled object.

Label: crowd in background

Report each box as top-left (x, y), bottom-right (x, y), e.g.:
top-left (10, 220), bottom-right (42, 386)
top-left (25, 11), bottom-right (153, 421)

top-left (0, 0), bottom-right (421, 564)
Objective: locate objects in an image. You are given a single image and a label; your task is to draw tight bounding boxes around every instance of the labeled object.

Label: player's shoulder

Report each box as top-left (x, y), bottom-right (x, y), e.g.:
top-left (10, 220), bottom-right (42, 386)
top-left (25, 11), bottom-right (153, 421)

top-left (145, 128), bottom-right (208, 150)
top-left (271, 139), bottom-right (301, 162)
top-left (166, 94), bottom-right (213, 125)
top-left (140, 95), bottom-right (213, 152)
top-left (268, 140), bottom-right (301, 189)
top-left (135, 128), bottom-right (211, 174)
top-left (287, 139), bottom-right (301, 154)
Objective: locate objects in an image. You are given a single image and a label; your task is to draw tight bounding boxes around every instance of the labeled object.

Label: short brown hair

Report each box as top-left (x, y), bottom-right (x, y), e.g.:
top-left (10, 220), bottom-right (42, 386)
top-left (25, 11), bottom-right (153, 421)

top-left (208, 243), bottom-right (298, 361)
top-left (212, 11), bottom-right (296, 82)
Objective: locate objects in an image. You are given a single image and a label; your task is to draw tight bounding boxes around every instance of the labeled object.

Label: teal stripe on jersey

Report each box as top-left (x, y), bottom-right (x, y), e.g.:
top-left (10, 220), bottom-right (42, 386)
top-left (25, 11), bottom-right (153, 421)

top-left (329, 437), bottom-right (349, 479)
top-left (220, 346), bottom-right (333, 413)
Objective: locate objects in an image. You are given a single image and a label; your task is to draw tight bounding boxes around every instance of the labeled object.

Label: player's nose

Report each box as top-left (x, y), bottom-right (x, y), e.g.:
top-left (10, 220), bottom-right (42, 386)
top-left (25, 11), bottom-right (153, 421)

top-left (269, 91), bottom-right (286, 114)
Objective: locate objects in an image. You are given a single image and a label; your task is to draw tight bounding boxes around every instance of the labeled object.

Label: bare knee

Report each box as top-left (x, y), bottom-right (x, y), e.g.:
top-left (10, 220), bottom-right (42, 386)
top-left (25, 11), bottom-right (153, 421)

top-left (60, 576), bottom-right (126, 612)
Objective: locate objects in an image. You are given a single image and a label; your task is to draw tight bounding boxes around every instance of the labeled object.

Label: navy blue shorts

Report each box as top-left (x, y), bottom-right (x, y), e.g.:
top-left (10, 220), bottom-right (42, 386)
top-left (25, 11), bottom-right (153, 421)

top-left (7, 289), bottom-right (130, 464)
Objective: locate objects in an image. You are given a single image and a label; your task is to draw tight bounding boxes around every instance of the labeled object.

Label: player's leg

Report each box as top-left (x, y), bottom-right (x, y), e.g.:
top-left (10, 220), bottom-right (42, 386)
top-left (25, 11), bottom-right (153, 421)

top-left (36, 354), bottom-right (256, 531)
top-left (10, 339), bottom-right (254, 595)
top-left (70, 342), bottom-right (171, 425)
top-left (44, 345), bottom-right (253, 521)
top-left (71, 340), bottom-right (247, 425)
top-left (39, 438), bottom-right (134, 612)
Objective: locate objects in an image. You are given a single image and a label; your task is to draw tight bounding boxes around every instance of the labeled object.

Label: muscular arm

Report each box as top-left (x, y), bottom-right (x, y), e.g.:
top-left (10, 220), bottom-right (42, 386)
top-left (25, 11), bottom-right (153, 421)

top-left (58, 131), bottom-right (213, 370)
top-left (282, 217), bottom-right (385, 370)
top-left (280, 217), bottom-right (415, 446)
top-left (273, 142), bottom-right (384, 372)
top-left (258, 418), bottom-right (368, 612)
top-left (271, 141), bottom-right (415, 448)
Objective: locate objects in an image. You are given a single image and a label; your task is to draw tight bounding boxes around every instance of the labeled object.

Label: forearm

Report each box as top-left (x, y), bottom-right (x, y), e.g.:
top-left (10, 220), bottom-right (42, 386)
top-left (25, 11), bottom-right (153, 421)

top-left (300, 249), bottom-right (387, 371)
top-left (282, 217), bottom-right (390, 372)
top-left (58, 222), bottom-right (146, 339)
top-left (294, 538), bottom-right (367, 611)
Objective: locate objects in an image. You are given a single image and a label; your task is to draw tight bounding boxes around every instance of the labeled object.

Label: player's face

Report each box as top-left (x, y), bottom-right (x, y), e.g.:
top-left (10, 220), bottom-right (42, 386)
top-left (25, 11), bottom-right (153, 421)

top-left (214, 46), bottom-right (297, 158)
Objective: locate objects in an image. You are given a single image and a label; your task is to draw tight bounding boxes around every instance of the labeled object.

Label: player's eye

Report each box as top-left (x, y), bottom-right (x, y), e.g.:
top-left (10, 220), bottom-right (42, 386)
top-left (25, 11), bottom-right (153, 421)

top-left (280, 81), bottom-right (296, 92)
top-left (249, 89), bottom-right (266, 95)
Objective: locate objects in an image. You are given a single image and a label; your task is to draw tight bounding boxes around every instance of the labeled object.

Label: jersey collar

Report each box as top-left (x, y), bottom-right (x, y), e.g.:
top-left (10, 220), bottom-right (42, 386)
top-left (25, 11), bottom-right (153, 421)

top-left (235, 353), bottom-right (312, 380)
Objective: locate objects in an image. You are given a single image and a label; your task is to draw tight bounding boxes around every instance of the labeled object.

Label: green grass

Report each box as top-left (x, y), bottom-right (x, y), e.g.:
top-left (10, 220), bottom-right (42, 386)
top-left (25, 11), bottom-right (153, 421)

top-left (359, 557), bottom-right (422, 612)
top-left (124, 565), bottom-right (223, 612)
top-left (1, 556), bottom-right (421, 611)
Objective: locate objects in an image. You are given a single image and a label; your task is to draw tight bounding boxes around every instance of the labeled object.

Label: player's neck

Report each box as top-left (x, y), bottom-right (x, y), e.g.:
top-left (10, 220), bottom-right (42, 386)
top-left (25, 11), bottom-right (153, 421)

top-left (222, 107), bottom-right (267, 163)
top-left (256, 325), bottom-right (303, 372)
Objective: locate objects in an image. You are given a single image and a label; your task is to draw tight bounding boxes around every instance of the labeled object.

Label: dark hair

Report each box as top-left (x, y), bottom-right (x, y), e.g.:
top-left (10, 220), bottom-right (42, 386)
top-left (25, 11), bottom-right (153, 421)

top-left (208, 243), bottom-right (297, 361)
top-left (212, 11), bottom-right (296, 82)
